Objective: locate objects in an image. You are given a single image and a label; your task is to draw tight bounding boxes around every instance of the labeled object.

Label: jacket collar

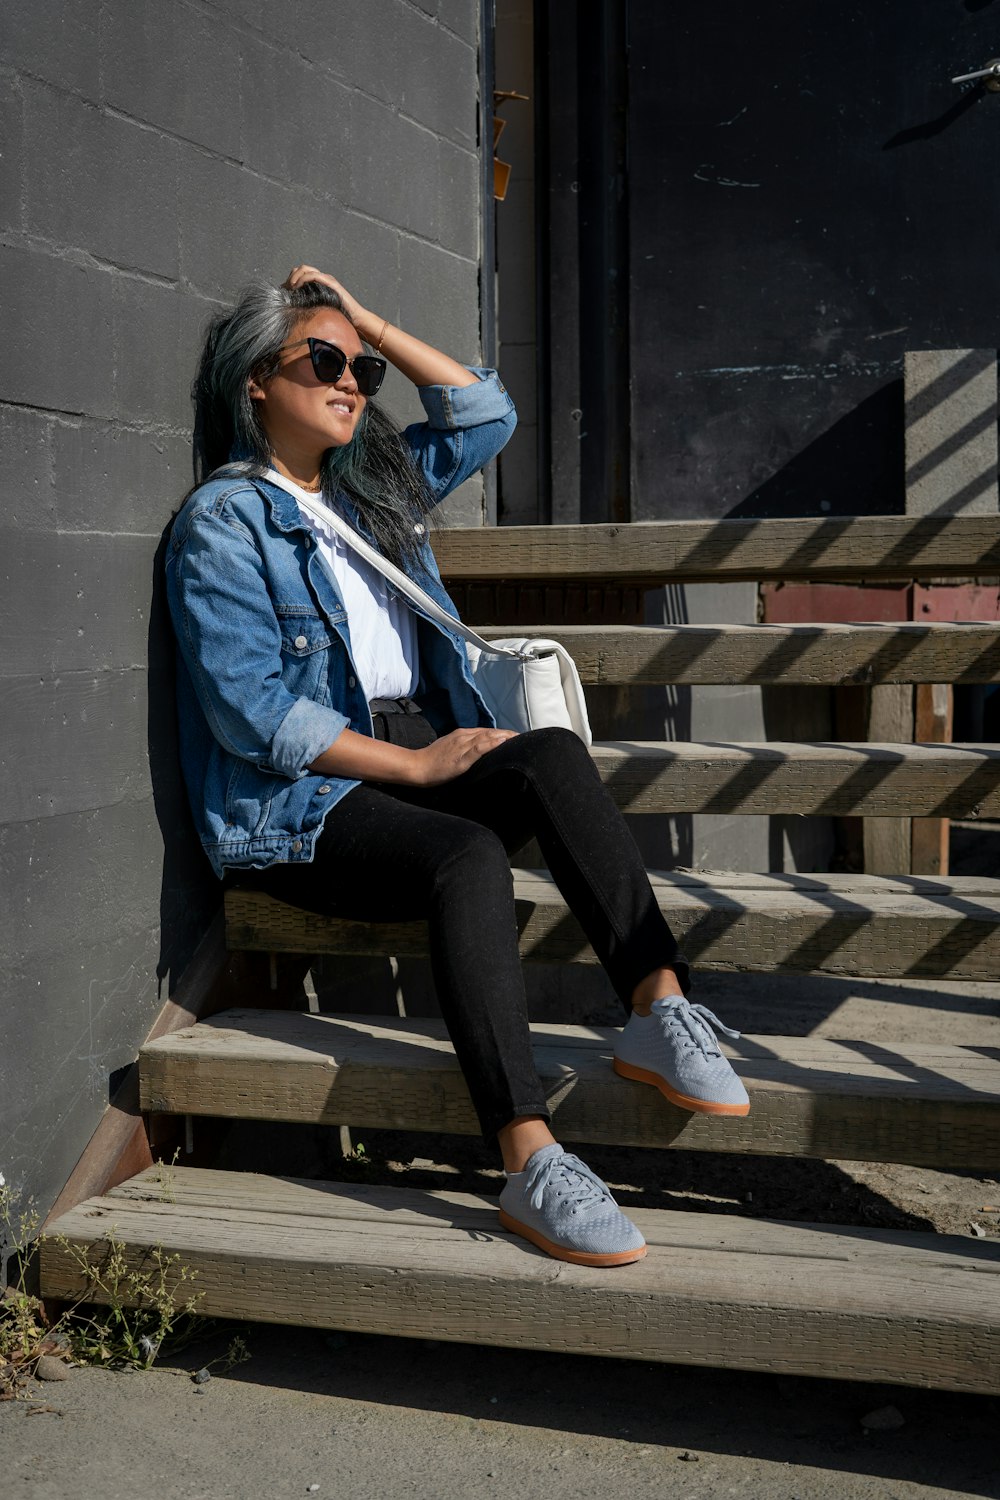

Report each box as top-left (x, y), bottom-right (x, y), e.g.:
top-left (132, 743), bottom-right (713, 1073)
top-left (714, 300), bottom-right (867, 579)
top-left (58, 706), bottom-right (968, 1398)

top-left (250, 475), bottom-right (374, 545)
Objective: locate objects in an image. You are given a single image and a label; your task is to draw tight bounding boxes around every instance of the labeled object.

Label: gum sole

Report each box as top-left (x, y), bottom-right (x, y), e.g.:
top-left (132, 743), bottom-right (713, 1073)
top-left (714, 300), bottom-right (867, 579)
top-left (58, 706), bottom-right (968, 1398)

top-left (498, 1209), bottom-right (647, 1267)
top-left (613, 1056), bottom-right (751, 1117)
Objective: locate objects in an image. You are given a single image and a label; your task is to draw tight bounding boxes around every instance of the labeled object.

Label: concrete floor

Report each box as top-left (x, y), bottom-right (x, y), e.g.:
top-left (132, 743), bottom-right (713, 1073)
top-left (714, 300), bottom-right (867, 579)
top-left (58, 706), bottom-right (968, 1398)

top-left (4, 1323), bottom-right (999, 1500)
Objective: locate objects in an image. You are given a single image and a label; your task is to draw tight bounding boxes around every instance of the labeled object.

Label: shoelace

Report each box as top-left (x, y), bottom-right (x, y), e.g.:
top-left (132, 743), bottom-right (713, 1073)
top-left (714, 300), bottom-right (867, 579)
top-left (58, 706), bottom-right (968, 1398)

top-left (524, 1149), bottom-right (612, 1214)
top-left (650, 996), bottom-right (741, 1058)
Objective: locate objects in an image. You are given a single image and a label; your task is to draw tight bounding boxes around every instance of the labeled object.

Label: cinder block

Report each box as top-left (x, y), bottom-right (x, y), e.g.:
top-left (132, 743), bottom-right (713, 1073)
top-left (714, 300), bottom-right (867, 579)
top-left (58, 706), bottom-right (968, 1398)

top-left (4, 0), bottom-right (101, 96)
top-left (437, 136), bottom-right (479, 260)
top-left (498, 420), bottom-right (538, 525)
top-left (240, 37), bottom-right (351, 202)
top-left (905, 349), bottom-right (998, 515)
top-left (0, 404), bottom-right (55, 531)
top-left (309, 207), bottom-right (400, 329)
top-left (23, 81), bottom-right (181, 279)
top-left (350, 92), bottom-right (439, 242)
top-left (101, 0), bottom-right (241, 159)
top-left (397, 11), bottom-right (477, 147)
top-left (177, 151), bottom-right (302, 299)
top-left (247, 0), bottom-right (360, 77)
top-left (207, 0), bottom-right (264, 26)
top-left (438, 0), bottom-right (478, 47)
top-left (0, 244), bottom-right (116, 416)
top-left (0, 77), bottom-right (24, 233)
top-left (50, 418), bottom-right (191, 533)
top-left (398, 232), bottom-right (479, 355)
top-left (0, 668), bottom-right (151, 824)
top-left (0, 801), bottom-right (165, 969)
top-left (111, 277), bottom-right (199, 428)
top-left (3, 530), bottom-right (155, 674)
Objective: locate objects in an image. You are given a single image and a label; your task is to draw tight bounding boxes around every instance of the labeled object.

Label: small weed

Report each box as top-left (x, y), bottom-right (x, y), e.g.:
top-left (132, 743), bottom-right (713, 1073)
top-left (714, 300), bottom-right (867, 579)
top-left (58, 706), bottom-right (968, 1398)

top-left (0, 1168), bottom-right (226, 1399)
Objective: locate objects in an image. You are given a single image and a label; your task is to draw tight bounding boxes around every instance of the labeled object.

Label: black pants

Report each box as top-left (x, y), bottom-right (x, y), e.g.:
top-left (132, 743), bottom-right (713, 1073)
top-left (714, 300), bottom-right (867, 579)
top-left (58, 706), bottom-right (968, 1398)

top-left (235, 724), bottom-right (688, 1143)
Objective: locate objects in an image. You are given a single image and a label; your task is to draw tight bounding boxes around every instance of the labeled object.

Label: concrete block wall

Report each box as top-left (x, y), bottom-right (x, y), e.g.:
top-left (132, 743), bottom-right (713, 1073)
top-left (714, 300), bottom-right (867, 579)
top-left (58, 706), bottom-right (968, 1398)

top-left (1, 0), bottom-right (485, 1229)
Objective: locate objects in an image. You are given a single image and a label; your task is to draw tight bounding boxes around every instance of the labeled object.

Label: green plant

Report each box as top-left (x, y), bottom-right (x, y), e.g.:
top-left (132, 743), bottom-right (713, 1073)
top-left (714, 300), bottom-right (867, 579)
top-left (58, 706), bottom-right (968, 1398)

top-left (1, 1168), bottom-right (210, 1398)
top-left (50, 1230), bottom-right (205, 1370)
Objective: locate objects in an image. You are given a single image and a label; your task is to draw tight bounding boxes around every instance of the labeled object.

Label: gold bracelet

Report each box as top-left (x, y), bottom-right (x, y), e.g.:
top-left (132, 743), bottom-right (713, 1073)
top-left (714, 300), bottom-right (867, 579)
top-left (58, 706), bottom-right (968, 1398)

top-left (375, 319), bottom-right (389, 353)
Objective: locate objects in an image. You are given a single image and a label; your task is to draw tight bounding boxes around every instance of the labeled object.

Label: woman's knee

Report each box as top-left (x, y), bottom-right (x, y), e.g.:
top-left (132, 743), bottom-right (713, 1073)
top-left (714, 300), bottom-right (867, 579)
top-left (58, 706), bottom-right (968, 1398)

top-left (431, 821), bottom-right (512, 894)
top-left (515, 725), bottom-right (594, 783)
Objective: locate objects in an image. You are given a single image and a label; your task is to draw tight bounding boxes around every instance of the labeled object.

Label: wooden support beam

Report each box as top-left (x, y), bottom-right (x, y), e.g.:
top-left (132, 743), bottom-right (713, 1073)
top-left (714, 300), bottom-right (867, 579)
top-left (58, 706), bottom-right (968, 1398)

top-left (40, 1168), bottom-right (1000, 1394)
top-left (433, 515), bottom-right (1000, 585)
top-left (140, 1010), bottom-right (1000, 1170)
top-left (224, 869), bottom-right (1000, 981)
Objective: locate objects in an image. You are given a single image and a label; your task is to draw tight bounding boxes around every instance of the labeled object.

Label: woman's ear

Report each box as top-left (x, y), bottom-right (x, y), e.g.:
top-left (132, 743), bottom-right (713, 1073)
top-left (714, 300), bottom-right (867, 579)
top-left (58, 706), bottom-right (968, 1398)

top-left (248, 376), bottom-right (265, 402)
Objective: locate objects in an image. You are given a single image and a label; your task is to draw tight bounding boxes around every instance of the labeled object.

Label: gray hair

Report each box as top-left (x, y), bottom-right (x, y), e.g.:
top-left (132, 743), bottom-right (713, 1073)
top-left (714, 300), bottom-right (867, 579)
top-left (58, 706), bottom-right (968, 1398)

top-left (189, 279), bottom-right (432, 569)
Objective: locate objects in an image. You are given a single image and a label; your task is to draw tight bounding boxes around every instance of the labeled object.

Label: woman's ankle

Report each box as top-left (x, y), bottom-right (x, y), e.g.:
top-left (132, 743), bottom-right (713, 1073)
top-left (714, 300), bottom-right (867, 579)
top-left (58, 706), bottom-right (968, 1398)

top-left (630, 966), bottom-right (684, 1016)
top-left (497, 1115), bottom-right (556, 1173)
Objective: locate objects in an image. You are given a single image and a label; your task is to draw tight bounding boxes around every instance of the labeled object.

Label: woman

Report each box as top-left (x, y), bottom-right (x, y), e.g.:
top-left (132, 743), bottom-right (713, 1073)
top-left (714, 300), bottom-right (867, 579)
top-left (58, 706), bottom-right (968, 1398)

top-left (166, 265), bottom-right (749, 1269)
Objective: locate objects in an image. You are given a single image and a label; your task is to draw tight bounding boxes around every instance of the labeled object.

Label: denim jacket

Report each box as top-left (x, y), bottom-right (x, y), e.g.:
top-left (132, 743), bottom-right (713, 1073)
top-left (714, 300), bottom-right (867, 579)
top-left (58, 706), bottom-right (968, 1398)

top-left (166, 368), bottom-right (516, 877)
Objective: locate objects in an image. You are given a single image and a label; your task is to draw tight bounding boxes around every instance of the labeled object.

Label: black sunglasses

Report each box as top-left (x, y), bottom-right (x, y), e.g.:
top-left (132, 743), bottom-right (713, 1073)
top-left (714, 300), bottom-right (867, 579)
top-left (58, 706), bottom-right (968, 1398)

top-left (280, 337), bottom-right (387, 396)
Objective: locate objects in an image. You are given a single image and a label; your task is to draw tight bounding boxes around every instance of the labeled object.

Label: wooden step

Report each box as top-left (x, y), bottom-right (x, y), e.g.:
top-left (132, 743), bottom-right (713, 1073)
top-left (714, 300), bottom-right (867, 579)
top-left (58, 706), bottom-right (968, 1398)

top-left (432, 515), bottom-right (1000, 586)
top-left (588, 741), bottom-right (1000, 817)
top-left (225, 870), bottom-right (1000, 981)
top-left (140, 1010), bottom-right (1000, 1170)
top-left (476, 622), bottom-right (1000, 686)
top-left (39, 1166), bottom-right (1000, 1394)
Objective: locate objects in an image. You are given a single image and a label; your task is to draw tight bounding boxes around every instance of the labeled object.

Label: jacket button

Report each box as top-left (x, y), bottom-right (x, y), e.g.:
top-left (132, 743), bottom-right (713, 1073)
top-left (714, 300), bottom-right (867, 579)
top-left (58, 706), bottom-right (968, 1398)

top-left (317, 784), bottom-right (331, 795)
top-left (414, 522), bottom-right (426, 536)
top-left (348, 675), bottom-right (356, 688)
top-left (291, 839), bottom-right (303, 853)
top-left (294, 635), bottom-right (308, 649)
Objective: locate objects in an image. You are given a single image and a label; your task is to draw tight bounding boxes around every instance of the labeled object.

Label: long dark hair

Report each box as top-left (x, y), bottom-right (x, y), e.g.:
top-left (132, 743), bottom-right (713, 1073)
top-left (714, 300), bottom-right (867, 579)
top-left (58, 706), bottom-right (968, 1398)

top-left (190, 279), bottom-right (433, 569)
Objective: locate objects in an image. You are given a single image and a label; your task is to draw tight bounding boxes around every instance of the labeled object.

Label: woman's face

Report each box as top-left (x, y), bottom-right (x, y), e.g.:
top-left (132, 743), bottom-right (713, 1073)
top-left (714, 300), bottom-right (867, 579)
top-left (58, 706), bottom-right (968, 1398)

top-left (250, 308), bottom-right (367, 462)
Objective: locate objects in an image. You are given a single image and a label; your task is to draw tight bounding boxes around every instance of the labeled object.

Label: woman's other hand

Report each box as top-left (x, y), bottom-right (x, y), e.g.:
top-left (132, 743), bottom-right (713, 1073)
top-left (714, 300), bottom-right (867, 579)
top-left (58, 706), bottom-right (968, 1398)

top-left (283, 265), bottom-right (367, 325)
top-left (411, 728), bottom-right (518, 785)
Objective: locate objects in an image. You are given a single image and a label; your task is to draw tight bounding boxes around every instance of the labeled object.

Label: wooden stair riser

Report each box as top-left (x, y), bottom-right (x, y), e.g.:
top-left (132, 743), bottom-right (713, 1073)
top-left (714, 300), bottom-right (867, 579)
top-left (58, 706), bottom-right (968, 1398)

top-left (140, 1013), bottom-right (1000, 1172)
top-left (38, 1169), bottom-right (1000, 1395)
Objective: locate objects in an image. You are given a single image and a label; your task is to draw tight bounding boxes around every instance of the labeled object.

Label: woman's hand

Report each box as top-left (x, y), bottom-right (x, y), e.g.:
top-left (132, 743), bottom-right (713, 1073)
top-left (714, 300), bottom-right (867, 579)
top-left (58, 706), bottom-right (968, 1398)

top-left (409, 727), bottom-right (518, 786)
top-left (282, 262), bottom-right (477, 389)
top-left (307, 725), bottom-right (516, 785)
top-left (283, 265), bottom-right (367, 326)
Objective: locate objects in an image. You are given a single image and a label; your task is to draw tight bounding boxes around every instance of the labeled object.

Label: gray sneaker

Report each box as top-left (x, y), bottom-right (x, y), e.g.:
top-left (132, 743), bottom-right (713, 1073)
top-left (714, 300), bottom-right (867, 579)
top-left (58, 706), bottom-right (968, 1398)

top-left (498, 1143), bottom-right (646, 1267)
top-left (613, 996), bottom-right (750, 1116)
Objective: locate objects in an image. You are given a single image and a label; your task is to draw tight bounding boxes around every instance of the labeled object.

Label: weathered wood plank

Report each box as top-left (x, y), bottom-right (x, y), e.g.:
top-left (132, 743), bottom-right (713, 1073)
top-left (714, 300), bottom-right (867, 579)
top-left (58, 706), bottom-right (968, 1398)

top-left (587, 741), bottom-right (1000, 817)
top-left (39, 1167), bottom-right (1000, 1393)
top-left (432, 516), bottom-right (1000, 585)
top-left (224, 869), bottom-right (1000, 980)
top-left (474, 623), bottom-right (1000, 686)
top-left (140, 1010), bottom-right (1000, 1170)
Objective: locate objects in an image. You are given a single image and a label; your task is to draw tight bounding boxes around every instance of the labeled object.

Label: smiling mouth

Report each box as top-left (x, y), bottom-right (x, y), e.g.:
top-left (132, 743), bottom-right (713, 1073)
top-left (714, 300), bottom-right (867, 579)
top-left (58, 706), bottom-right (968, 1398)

top-left (328, 398), bottom-right (355, 415)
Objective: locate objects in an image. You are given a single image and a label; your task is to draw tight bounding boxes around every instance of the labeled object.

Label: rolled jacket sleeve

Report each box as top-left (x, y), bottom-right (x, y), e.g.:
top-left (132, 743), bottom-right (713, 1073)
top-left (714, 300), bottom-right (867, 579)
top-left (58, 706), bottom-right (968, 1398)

top-left (168, 511), bottom-right (348, 778)
top-left (416, 367), bottom-right (516, 430)
top-left (402, 368), bottom-right (517, 504)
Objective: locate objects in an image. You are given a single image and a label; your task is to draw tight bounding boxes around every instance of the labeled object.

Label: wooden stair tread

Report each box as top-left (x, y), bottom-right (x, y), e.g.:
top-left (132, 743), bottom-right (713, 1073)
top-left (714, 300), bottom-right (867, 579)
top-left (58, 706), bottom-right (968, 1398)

top-left (39, 1167), bottom-right (1000, 1393)
top-left (432, 514), bottom-right (1000, 585)
top-left (475, 622), bottom-right (1000, 686)
top-left (587, 741), bottom-right (1000, 817)
top-left (225, 870), bottom-right (1000, 982)
top-left (140, 1010), bottom-right (1000, 1169)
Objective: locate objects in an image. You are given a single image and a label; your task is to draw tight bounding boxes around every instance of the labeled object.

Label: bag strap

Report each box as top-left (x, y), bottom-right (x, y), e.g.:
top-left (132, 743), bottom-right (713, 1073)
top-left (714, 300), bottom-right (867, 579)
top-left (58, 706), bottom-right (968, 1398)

top-left (259, 477), bottom-right (532, 662)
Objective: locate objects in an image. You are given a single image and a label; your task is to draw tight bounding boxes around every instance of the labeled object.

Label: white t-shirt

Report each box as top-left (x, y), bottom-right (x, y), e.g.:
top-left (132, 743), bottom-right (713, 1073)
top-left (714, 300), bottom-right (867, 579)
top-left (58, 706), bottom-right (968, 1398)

top-left (264, 468), bottom-right (419, 703)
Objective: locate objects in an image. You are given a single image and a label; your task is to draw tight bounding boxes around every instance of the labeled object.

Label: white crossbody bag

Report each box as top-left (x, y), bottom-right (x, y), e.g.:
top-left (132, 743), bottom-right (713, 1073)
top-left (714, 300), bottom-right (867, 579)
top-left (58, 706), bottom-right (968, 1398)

top-left (321, 509), bottom-right (592, 746)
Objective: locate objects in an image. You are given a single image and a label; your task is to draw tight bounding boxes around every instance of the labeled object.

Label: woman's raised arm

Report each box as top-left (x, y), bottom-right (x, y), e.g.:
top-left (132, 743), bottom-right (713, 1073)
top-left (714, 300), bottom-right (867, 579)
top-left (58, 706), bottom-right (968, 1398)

top-left (284, 265), bottom-right (478, 390)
